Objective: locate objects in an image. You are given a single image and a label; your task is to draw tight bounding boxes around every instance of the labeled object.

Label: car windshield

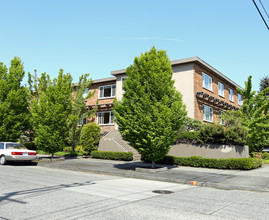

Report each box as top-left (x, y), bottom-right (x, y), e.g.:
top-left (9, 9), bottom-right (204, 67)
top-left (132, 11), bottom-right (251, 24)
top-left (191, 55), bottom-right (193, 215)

top-left (6, 143), bottom-right (28, 150)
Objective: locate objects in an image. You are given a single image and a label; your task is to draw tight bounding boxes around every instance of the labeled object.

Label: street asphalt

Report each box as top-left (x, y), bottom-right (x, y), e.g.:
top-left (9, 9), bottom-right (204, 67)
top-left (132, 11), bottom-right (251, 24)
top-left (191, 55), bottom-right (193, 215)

top-left (36, 156), bottom-right (269, 193)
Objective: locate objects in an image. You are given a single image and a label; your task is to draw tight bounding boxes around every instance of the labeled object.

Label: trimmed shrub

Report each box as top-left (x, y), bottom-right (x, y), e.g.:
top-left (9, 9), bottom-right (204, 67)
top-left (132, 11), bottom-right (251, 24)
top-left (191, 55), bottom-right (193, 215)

top-left (23, 142), bottom-right (37, 151)
top-left (63, 146), bottom-right (73, 152)
top-left (75, 145), bottom-right (87, 155)
top-left (183, 117), bottom-right (204, 132)
top-left (176, 123), bottom-right (247, 146)
top-left (156, 156), bottom-right (262, 170)
top-left (91, 151), bottom-right (133, 161)
top-left (175, 131), bottom-right (200, 144)
top-left (80, 123), bottom-right (101, 155)
top-left (262, 152), bottom-right (269, 159)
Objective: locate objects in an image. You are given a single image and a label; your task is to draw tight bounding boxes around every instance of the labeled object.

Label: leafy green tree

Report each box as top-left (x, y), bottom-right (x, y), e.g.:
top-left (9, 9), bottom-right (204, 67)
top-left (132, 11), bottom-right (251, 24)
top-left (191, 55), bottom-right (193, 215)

top-left (67, 74), bottom-right (95, 151)
top-left (259, 75), bottom-right (269, 94)
top-left (223, 76), bottom-right (269, 152)
top-left (0, 57), bottom-right (30, 141)
top-left (114, 47), bottom-right (187, 168)
top-left (29, 70), bottom-right (94, 156)
top-left (29, 70), bottom-right (73, 157)
top-left (80, 123), bottom-right (101, 154)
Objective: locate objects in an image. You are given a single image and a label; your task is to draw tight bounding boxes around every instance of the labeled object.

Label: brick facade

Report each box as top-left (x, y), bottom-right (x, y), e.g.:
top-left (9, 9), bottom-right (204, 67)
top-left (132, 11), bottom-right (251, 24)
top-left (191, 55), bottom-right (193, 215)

top-left (193, 63), bottom-right (241, 123)
top-left (85, 79), bottom-right (116, 133)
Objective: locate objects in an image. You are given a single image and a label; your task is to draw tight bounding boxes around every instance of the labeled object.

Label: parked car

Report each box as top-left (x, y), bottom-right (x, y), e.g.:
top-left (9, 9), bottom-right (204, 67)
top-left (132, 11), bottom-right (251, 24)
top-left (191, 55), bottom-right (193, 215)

top-left (0, 142), bottom-right (37, 165)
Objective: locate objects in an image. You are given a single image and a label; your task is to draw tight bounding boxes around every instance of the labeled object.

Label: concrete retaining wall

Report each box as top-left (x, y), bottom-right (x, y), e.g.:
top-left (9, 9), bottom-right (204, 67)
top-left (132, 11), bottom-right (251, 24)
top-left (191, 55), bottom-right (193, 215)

top-left (168, 143), bottom-right (249, 159)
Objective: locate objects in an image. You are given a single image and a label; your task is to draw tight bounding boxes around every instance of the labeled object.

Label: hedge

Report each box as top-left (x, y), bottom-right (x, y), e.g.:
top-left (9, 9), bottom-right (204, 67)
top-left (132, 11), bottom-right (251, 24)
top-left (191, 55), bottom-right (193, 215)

top-left (156, 156), bottom-right (262, 170)
top-left (91, 151), bottom-right (133, 161)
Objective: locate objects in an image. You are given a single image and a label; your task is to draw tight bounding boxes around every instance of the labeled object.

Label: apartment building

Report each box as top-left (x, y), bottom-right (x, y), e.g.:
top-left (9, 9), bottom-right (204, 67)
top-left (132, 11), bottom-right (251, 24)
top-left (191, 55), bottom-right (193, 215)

top-left (84, 57), bottom-right (243, 132)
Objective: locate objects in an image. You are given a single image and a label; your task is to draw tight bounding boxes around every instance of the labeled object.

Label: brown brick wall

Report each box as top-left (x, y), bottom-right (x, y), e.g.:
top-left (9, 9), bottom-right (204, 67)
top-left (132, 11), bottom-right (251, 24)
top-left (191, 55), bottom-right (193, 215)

top-left (193, 63), bottom-right (241, 123)
top-left (85, 79), bottom-right (116, 132)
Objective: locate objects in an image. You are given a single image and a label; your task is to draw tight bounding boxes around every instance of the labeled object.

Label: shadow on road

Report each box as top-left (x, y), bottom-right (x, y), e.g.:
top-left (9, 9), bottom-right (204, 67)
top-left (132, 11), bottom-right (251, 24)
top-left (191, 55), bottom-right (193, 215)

top-left (0, 181), bottom-right (95, 205)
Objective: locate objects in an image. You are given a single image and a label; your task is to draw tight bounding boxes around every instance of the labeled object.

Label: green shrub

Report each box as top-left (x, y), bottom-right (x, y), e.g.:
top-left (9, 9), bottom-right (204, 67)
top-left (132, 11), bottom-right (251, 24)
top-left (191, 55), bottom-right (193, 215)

top-left (75, 145), bottom-right (87, 155)
top-left (182, 117), bottom-right (204, 132)
top-left (262, 152), bottom-right (269, 159)
top-left (156, 156), bottom-right (262, 170)
top-left (91, 151), bottom-right (133, 161)
top-left (63, 146), bottom-right (73, 152)
top-left (199, 123), bottom-right (226, 144)
top-left (224, 126), bottom-right (247, 146)
top-left (23, 142), bottom-right (37, 151)
top-left (176, 123), bottom-right (247, 146)
top-left (80, 123), bottom-right (101, 155)
top-left (175, 131), bottom-right (200, 144)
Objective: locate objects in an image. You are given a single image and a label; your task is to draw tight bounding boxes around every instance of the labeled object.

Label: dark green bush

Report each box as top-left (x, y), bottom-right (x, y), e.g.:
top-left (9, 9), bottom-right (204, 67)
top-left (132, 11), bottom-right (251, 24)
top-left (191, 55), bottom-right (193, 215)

top-left (262, 152), bottom-right (269, 159)
top-left (175, 131), bottom-right (200, 144)
top-left (176, 123), bottom-right (247, 146)
top-left (80, 123), bottom-right (101, 154)
top-left (157, 155), bottom-right (262, 170)
top-left (182, 117), bottom-right (204, 132)
top-left (23, 142), bottom-right (37, 151)
top-left (91, 151), bottom-right (133, 161)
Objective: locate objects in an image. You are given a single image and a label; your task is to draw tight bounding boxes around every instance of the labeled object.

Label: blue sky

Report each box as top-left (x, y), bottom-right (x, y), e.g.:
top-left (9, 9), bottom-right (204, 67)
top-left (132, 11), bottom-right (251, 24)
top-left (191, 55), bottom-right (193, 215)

top-left (0, 0), bottom-right (268, 91)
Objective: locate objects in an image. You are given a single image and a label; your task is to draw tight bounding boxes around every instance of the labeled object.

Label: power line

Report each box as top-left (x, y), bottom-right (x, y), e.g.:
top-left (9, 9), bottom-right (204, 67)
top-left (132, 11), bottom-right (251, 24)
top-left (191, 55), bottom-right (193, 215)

top-left (252, 0), bottom-right (269, 30)
top-left (259, 0), bottom-right (269, 19)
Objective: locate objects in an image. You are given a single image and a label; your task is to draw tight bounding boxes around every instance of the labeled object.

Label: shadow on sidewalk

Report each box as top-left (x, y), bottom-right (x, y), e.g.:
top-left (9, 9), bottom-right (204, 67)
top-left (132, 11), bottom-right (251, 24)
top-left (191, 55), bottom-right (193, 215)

top-left (113, 161), bottom-right (177, 171)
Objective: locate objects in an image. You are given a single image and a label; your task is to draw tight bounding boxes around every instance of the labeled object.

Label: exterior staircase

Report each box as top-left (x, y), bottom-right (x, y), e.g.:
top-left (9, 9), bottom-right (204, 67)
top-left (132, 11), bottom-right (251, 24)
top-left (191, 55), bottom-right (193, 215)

top-left (98, 131), bottom-right (141, 161)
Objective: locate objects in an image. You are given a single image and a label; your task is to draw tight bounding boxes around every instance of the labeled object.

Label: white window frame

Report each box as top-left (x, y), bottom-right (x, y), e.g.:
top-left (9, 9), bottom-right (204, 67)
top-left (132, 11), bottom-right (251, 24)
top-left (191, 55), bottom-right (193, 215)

top-left (97, 111), bottom-right (114, 125)
top-left (82, 88), bottom-right (88, 99)
top-left (218, 82), bottom-right (224, 97)
top-left (238, 94), bottom-right (243, 106)
top-left (99, 84), bottom-right (116, 99)
top-left (229, 88), bottom-right (234, 102)
top-left (219, 110), bottom-right (225, 125)
top-left (78, 115), bottom-right (87, 127)
top-left (202, 72), bottom-right (212, 91)
top-left (203, 105), bottom-right (213, 123)
top-left (121, 77), bottom-right (125, 92)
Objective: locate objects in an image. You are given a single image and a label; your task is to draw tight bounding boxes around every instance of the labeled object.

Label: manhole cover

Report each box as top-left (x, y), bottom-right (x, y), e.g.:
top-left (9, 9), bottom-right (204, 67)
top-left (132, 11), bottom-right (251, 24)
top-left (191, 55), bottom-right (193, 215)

top-left (152, 190), bottom-right (174, 194)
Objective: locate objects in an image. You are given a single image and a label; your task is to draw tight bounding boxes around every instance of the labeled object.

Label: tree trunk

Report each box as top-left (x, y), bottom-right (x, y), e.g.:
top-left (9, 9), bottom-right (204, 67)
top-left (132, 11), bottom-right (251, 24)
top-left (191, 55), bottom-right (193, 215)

top-left (52, 152), bottom-right (54, 159)
top-left (151, 161), bottom-right (155, 169)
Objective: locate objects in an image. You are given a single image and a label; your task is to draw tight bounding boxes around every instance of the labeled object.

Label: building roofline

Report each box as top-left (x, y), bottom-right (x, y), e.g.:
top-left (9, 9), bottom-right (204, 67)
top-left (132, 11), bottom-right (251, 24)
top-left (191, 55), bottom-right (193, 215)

top-left (111, 56), bottom-right (243, 90)
top-left (74, 76), bottom-right (116, 87)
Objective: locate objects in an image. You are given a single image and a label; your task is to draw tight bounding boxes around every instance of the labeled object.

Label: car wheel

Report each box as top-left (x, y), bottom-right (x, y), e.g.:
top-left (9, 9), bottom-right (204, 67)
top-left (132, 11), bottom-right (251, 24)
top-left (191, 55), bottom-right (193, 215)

top-left (0, 155), bottom-right (7, 165)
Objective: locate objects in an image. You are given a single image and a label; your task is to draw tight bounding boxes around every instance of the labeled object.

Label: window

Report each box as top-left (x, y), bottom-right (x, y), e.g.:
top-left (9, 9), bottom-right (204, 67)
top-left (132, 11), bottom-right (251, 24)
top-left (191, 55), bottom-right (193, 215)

top-left (219, 110), bottom-right (224, 125)
top-left (229, 88), bottom-right (234, 102)
top-left (121, 77), bottom-right (125, 92)
top-left (238, 94), bottom-right (243, 105)
top-left (78, 115), bottom-right (87, 126)
top-left (218, 82), bottom-right (224, 97)
top-left (97, 111), bottom-right (114, 125)
top-left (203, 105), bottom-right (213, 122)
top-left (82, 88), bottom-right (88, 99)
top-left (0, 143), bottom-right (4, 149)
top-left (99, 85), bottom-right (116, 99)
top-left (202, 72), bottom-right (212, 91)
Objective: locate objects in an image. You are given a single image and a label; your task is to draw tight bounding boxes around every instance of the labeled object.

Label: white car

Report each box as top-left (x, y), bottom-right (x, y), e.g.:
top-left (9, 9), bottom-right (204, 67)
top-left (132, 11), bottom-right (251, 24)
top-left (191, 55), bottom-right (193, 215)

top-left (0, 142), bottom-right (37, 165)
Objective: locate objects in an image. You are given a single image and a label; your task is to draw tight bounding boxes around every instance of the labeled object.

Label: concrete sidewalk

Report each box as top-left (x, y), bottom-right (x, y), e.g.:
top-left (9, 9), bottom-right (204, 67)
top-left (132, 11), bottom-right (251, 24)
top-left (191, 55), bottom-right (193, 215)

top-left (37, 157), bottom-right (269, 193)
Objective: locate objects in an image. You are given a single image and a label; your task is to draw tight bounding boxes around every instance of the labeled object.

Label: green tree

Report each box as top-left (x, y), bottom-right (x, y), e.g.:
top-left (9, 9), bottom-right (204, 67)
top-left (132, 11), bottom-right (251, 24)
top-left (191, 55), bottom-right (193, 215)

top-left (29, 70), bottom-right (73, 157)
top-left (80, 123), bottom-right (101, 154)
top-left (114, 47), bottom-right (187, 168)
top-left (0, 57), bottom-right (30, 141)
top-left (223, 76), bottom-right (269, 152)
top-left (29, 70), bottom-right (94, 156)
top-left (259, 75), bottom-right (269, 95)
top-left (67, 74), bottom-right (95, 151)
